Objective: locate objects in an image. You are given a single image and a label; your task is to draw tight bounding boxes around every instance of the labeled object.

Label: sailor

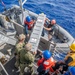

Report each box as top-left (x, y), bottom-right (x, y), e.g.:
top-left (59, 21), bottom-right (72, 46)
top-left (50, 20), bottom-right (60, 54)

top-left (15, 34), bottom-right (26, 69)
top-left (19, 43), bottom-right (35, 75)
top-left (64, 43), bottom-right (75, 66)
top-left (0, 14), bottom-right (8, 29)
top-left (37, 50), bottom-right (56, 75)
top-left (42, 18), bottom-right (56, 41)
top-left (50, 61), bottom-right (68, 75)
top-left (64, 66), bottom-right (75, 75)
top-left (24, 16), bottom-right (35, 37)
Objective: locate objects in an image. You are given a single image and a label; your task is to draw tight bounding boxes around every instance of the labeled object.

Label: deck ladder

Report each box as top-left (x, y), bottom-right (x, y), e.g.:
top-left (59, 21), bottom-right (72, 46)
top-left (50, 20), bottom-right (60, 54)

top-left (29, 13), bottom-right (46, 52)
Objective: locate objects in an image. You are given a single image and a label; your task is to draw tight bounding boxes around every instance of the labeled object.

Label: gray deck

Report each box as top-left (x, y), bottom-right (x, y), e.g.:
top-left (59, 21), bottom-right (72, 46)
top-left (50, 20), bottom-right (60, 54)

top-left (1, 57), bottom-right (37, 75)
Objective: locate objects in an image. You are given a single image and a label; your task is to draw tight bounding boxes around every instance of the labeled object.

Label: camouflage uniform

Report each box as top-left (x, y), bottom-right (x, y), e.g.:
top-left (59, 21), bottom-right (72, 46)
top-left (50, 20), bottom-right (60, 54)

top-left (19, 43), bottom-right (35, 75)
top-left (15, 34), bottom-right (26, 68)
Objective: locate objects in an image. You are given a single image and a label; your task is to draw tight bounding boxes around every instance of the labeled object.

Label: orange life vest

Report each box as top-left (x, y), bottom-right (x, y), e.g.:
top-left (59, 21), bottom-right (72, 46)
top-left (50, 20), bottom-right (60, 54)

top-left (37, 57), bottom-right (55, 71)
top-left (24, 20), bottom-right (34, 29)
top-left (37, 58), bottom-right (44, 66)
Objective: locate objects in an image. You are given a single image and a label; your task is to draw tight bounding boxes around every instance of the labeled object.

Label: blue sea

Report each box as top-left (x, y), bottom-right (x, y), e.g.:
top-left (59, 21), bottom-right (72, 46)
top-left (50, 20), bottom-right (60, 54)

top-left (0, 0), bottom-right (75, 38)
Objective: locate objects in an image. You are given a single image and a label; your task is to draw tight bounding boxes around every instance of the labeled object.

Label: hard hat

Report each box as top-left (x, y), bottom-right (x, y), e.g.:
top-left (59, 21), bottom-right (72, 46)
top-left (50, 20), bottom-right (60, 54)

top-left (51, 19), bottom-right (56, 25)
top-left (26, 16), bottom-right (31, 22)
top-left (19, 34), bottom-right (26, 40)
top-left (25, 43), bottom-right (32, 51)
top-left (43, 50), bottom-right (52, 59)
top-left (70, 43), bottom-right (75, 52)
top-left (69, 66), bottom-right (75, 75)
top-left (64, 71), bottom-right (70, 75)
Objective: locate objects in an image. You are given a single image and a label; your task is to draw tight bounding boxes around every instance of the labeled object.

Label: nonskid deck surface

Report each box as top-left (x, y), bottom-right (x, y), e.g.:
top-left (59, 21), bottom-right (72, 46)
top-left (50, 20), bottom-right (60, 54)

top-left (1, 51), bottom-right (41, 75)
top-left (1, 48), bottom-right (67, 75)
top-left (1, 57), bottom-right (37, 75)
top-left (1, 57), bottom-right (19, 75)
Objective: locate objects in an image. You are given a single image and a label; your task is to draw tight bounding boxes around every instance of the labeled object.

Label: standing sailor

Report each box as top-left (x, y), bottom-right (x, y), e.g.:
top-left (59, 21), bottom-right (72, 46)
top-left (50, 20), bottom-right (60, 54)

top-left (64, 66), bottom-right (75, 75)
top-left (15, 34), bottom-right (26, 69)
top-left (37, 50), bottom-right (55, 75)
top-left (64, 43), bottom-right (75, 66)
top-left (24, 16), bottom-right (35, 37)
top-left (19, 43), bottom-right (35, 75)
top-left (42, 18), bottom-right (56, 41)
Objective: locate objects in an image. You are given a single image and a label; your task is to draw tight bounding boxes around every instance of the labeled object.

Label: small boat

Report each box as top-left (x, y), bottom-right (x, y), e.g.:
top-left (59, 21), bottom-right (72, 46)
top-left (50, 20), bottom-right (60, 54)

top-left (0, 0), bottom-right (75, 75)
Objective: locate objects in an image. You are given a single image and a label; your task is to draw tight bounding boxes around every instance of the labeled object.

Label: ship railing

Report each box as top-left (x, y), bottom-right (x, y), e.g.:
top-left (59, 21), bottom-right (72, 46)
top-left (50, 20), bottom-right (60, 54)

top-left (18, 0), bottom-right (27, 25)
top-left (0, 62), bottom-right (9, 75)
top-left (0, 26), bottom-right (17, 46)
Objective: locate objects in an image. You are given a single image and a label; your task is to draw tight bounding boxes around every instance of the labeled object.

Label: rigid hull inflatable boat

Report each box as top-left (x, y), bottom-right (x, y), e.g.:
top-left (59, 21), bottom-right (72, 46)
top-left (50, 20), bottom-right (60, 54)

top-left (0, 0), bottom-right (75, 75)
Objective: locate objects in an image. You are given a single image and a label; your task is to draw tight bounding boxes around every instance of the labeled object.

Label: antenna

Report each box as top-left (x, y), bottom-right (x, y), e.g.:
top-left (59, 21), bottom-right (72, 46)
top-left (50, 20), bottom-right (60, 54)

top-left (0, 0), bottom-right (6, 11)
top-left (18, 0), bottom-right (27, 25)
top-left (22, 0), bottom-right (27, 6)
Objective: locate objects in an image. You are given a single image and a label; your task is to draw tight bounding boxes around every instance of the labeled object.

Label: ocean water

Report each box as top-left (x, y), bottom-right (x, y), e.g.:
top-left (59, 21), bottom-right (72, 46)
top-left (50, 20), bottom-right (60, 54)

top-left (0, 0), bottom-right (75, 38)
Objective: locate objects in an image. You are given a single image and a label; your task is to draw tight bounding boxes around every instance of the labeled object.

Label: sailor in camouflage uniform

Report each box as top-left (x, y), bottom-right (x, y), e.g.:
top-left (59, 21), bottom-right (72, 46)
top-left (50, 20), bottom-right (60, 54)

top-left (15, 34), bottom-right (26, 69)
top-left (19, 43), bottom-right (35, 75)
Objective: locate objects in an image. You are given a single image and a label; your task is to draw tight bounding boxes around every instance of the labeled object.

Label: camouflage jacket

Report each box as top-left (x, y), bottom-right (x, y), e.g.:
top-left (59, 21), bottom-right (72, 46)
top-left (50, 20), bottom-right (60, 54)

top-left (15, 42), bottom-right (25, 55)
top-left (20, 49), bottom-right (34, 64)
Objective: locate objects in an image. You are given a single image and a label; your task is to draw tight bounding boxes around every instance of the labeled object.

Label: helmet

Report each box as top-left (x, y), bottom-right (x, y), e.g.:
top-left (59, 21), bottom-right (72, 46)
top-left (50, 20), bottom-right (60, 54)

top-left (64, 72), bottom-right (70, 75)
top-left (19, 34), bottom-right (26, 40)
top-left (26, 16), bottom-right (31, 22)
top-left (70, 43), bottom-right (75, 52)
top-left (25, 43), bottom-right (32, 51)
top-left (43, 50), bottom-right (52, 59)
top-left (51, 19), bottom-right (56, 25)
top-left (69, 66), bottom-right (75, 75)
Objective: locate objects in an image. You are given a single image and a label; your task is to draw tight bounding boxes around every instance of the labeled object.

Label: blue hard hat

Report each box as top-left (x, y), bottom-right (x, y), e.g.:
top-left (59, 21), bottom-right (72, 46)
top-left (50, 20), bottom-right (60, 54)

top-left (69, 66), bottom-right (75, 75)
top-left (26, 16), bottom-right (31, 22)
top-left (43, 50), bottom-right (51, 59)
top-left (64, 71), bottom-right (70, 75)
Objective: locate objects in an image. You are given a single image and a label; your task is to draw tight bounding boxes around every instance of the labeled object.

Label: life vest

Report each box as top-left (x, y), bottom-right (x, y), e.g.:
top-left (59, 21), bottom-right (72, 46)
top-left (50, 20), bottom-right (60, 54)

top-left (37, 58), bottom-right (44, 66)
top-left (49, 66), bottom-right (55, 72)
top-left (65, 53), bottom-right (75, 66)
top-left (24, 20), bottom-right (34, 29)
top-left (37, 57), bottom-right (55, 71)
top-left (43, 57), bottom-right (55, 70)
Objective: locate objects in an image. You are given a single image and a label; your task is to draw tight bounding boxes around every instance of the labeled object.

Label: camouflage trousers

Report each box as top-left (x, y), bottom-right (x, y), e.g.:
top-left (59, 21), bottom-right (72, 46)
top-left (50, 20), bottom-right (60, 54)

top-left (15, 56), bottom-right (20, 69)
top-left (19, 63), bottom-right (34, 75)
